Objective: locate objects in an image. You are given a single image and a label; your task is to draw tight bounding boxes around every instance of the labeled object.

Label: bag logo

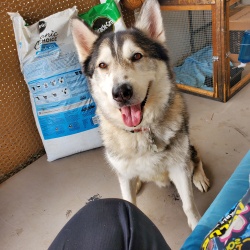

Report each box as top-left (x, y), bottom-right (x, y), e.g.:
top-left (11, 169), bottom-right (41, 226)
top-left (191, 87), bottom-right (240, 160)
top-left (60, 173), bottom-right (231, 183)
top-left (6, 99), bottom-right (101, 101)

top-left (92, 17), bottom-right (114, 34)
top-left (38, 21), bottom-right (46, 33)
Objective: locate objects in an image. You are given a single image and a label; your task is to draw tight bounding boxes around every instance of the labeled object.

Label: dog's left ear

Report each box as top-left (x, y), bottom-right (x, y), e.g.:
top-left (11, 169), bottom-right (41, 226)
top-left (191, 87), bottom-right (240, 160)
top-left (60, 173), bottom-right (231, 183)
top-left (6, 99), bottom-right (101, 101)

top-left (71, 18), bottom-right (98, 63)
top-left (135, 0), bottom-right (166, 43)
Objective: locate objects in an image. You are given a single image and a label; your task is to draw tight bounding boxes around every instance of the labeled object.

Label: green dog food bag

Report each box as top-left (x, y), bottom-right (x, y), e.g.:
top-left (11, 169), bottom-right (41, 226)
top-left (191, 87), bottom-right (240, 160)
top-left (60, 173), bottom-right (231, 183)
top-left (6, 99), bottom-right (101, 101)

top-left (79, 0), bottom-right (126, 33)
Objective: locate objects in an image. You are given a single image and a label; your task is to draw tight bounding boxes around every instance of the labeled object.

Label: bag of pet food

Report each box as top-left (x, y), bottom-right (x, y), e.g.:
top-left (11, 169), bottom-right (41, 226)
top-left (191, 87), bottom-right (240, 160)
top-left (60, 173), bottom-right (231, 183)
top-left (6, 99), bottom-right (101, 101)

top-left (79, 0), bottom-right (126, 33)
top-left (8, 7), bottom-right (102, 162)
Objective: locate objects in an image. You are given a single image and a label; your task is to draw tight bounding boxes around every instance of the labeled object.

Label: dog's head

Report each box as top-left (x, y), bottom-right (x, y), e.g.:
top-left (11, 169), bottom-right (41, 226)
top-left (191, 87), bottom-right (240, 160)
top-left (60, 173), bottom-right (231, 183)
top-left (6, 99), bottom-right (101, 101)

top-left (72, 0), bottom-right (173, 129)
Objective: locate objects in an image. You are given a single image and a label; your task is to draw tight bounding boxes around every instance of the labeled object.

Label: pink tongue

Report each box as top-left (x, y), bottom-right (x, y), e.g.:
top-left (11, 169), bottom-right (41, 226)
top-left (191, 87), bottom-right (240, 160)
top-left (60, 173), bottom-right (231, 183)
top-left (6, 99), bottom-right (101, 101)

top-left (120, 104), bottom-right (142, 127)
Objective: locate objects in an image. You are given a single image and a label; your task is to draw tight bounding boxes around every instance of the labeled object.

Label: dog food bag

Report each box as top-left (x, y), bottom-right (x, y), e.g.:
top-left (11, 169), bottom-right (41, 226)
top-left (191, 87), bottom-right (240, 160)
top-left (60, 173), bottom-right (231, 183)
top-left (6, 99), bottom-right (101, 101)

top-left (8, 7), bottom-right (102, 161)
top-left (79, 0), bottom-right (126, 34)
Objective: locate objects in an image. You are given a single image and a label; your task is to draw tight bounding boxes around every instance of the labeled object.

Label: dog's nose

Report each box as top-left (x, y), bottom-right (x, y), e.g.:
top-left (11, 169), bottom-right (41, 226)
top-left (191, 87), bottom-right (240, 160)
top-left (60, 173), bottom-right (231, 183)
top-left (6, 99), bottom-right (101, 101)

top-left (112, 83), bottom-right (133, 102)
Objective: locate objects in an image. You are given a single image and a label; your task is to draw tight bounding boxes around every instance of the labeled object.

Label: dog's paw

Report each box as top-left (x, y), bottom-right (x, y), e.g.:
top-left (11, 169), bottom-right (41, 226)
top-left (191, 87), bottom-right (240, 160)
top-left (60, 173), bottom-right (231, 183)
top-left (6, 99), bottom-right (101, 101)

top-left (192, 160), bottom-right (210, 192)
top-left (193, 171), bottom-right (210, 192)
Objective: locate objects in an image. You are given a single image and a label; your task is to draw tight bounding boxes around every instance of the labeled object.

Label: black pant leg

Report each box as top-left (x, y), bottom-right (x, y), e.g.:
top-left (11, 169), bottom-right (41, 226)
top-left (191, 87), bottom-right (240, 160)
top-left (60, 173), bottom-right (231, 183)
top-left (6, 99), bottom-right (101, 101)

top-left (48, 198), bottom-right (171, 250)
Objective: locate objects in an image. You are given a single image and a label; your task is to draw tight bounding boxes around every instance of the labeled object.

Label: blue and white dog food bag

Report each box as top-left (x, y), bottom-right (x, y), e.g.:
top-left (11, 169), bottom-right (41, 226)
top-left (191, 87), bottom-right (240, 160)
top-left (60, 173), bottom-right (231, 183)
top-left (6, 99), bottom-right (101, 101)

top-left (9, 7), bottom-right (102, 161)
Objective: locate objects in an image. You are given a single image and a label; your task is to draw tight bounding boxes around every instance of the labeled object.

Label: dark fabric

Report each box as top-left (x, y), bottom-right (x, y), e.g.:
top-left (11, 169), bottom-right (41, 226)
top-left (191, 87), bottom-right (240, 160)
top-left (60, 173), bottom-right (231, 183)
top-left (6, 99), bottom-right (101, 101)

top-left (49, 198), bottom-right (171, 250)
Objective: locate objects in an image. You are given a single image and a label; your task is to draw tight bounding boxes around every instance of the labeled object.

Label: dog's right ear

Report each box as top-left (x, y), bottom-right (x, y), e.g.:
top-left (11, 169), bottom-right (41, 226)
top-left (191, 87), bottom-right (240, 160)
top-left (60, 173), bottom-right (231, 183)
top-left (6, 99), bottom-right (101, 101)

top-left (71, 18), bottom-right (98, 63)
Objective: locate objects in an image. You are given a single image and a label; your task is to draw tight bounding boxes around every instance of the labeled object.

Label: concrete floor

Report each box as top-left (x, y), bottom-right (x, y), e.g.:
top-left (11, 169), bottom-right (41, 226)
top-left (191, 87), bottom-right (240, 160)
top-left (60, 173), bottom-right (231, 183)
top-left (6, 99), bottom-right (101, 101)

top-left (1, 83), bottom-right (250, 250)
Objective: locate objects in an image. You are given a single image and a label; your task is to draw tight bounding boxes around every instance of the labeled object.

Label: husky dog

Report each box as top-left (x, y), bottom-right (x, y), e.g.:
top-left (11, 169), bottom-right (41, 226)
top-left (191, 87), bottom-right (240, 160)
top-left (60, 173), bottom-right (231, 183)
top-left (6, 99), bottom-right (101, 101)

top-left (72, 0), bottom-right (210, 229)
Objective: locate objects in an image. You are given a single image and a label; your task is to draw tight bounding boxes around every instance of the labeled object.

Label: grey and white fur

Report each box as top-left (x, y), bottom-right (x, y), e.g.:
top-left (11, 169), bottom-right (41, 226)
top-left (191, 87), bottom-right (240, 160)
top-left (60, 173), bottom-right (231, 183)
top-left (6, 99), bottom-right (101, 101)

top-left (72, 0), bottom-right (210, 230)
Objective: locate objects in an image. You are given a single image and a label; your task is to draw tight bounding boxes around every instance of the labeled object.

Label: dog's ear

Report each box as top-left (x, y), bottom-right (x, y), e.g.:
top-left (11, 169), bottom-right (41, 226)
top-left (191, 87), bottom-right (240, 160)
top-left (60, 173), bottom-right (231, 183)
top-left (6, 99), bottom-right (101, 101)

top-left (71, 18), bottom-right (98, 63)
top-left (135, 0), bottom-right (166, 43)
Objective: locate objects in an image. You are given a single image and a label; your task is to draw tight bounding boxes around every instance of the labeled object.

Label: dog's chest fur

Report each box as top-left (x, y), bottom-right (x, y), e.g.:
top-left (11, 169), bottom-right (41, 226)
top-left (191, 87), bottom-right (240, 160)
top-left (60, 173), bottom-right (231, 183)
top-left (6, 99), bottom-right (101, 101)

top-left (100, 111), bottom-right (190, 187)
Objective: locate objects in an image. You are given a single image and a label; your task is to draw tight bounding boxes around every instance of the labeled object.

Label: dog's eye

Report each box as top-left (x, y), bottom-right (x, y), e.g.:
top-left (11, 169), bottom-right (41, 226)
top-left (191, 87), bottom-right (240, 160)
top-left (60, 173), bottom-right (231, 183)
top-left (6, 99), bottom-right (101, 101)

top-left (99, 62), bottom-right (108, 69)
top-left (132, 53), bottom-right (143, 61)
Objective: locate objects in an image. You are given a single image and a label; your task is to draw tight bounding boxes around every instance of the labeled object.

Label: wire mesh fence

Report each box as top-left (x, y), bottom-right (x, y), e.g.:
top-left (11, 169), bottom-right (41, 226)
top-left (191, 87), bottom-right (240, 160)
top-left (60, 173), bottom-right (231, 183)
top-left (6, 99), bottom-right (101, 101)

top-left (162, 8), bottom-right (246, 92)
top-left (162, 10), bottom-right (214, 90)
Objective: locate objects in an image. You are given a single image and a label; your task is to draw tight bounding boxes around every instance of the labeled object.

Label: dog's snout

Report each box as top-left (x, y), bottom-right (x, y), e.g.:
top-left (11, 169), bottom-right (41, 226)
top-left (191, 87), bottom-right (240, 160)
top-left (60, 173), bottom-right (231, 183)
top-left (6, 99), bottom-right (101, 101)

top-left (112, 83), bottom-right (133, 103)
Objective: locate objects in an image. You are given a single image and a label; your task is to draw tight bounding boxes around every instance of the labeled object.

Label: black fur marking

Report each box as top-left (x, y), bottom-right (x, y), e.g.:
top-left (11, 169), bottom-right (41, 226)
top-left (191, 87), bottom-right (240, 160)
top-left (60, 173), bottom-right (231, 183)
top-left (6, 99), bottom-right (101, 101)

top-left (190, 145), bottom-right (200, 165)
top-left (130, 28), bottom-right (170, 64)
top-left (83, 55), bottom-right (93, 77)
top-left (83, 33), bottom-right (115, 78)
top-left (114, 28), bottom-right (170, 65)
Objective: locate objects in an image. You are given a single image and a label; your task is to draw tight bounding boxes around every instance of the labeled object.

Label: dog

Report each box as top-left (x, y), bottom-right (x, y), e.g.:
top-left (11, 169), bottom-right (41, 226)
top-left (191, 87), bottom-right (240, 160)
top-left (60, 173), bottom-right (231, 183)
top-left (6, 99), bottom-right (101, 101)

top-left (72, 0), bottom-right (210, 230)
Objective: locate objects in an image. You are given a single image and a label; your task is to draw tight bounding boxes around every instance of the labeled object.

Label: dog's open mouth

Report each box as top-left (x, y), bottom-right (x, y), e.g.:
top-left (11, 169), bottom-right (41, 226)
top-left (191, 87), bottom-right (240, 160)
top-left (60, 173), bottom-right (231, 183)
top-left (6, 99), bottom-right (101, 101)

top-left (120, 85), bottom-right (150, 127)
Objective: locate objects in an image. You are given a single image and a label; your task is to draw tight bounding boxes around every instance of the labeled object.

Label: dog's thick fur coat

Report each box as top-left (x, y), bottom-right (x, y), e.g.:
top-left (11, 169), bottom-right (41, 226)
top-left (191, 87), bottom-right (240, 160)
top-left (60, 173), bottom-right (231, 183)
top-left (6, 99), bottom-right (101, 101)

top-left (72, 0), bottom-right (210, 229)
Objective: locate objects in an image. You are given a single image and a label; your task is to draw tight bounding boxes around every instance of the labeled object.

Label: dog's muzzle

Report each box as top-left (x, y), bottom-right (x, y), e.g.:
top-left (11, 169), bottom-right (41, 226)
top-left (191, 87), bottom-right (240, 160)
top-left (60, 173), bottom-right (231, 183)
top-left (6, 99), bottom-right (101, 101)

top-left (112, 83), bottom-right (150, 128)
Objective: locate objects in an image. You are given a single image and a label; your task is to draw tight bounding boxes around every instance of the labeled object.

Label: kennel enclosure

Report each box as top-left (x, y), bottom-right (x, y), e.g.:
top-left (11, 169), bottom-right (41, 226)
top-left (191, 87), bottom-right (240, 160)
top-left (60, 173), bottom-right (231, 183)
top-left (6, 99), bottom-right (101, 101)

top-left (159, 0), bottom-right (250, 102)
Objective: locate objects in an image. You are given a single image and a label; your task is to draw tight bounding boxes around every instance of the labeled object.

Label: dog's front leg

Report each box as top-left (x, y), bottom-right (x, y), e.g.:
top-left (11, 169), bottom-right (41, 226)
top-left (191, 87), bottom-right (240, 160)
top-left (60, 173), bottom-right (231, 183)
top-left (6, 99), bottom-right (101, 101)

top-left (118, 174), bottom-right (137, 205)
top-left (169, 166), bottom-right (200, 230)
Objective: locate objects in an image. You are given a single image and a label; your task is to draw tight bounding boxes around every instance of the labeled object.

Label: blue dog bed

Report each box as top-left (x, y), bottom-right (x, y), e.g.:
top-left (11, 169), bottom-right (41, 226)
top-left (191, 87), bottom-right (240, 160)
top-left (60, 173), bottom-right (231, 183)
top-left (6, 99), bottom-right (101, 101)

top-left (174, 46), bottom-right (213, 91)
